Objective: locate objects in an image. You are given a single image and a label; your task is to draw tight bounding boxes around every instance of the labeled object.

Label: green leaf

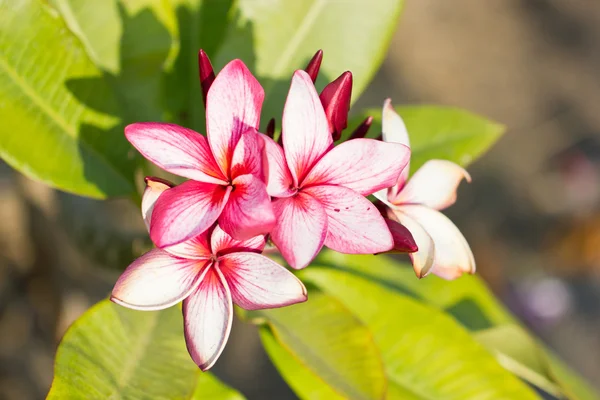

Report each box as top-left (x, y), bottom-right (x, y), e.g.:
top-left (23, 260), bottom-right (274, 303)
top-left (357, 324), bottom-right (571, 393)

top-left (317, 251), bottom-right (600, 400)
top-left (0, 0), bottom-right (136, 198)
top-left (176, 0), bottom-right (404, 132)
top-left (346, 106), bottom-right (504, 172)
top-left (249, 290), bottom-right (386, 400)
top-left (48, 299), bottom-right (244, 399)
top-left (301, 267), bottom-right (539, 399)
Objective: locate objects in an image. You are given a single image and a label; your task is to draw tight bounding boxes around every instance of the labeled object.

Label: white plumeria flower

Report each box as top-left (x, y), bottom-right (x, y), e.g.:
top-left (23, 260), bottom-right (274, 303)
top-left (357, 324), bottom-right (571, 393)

top-left (375, 100), bottom-right (476, 280)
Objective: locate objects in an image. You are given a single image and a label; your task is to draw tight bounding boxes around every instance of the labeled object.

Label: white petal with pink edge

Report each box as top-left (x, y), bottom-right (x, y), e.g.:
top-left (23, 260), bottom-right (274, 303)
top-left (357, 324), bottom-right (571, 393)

top-left (230, 128), bottom-right (266, 181)
top-left (163, 230), bottom-right (212, 260)
top-left (150, 180), bottom-right (231, 248)
top-left (391, 160), bottom-right (471, 210)
top-left (260, 134), bottom-right (295, 198)
top-left (305, 185), bottom-right (393, 254)
top-left (183, 267), bottom-right (233, 371)
top-left (394, 205), bottom-right (475, 280)
top-left (206, 60), bottom-right (264, 177)
top-left (218, 174), bottom-right (275, 240)
top-left (125, 123), bottom-right (227, 185)
top-left (210, 225), bottom-right (266, 256)
top-left (282, 70), bottom-right (332, 185)
top-left (141, 177), bottom-right (173, 231)
top-left (382, 99), bottom-right (410, 196)
top-left (270, 192), bottom-right (328, 269)
top-left (218, 252), bottom-right (307, 310)
top-left (110, 249), bottom-right (206, 311)
top-left (302, 138), bottom-right (409, 195)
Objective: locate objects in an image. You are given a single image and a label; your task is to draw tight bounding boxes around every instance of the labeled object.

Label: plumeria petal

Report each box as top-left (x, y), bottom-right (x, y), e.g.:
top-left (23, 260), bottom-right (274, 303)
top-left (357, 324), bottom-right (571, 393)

top-left (282, 70), bottom-right (333, 185)
top-left (391, 160), bottom-right (471, 210)
top-left (260, 134), bottom-right (295, 197)
top-left (394, 205), bottom-right (475, 279)
top-left (183, 266), bottom-right (233, 371)
top-left (218, 174), bottom-right (275, 240)
top-left (218, 252), bottom-right (307, 310)
top-left (125, 123), bottom-right (227, 184)
top-left (305, 185), bottom-right (394, 254)
top-left (141, 177), bottom-right (173, 231)
top-left (206, 59), bottom-right (264, 177)
top-left (382, 99), bottom-right (410, 196)
top-left (389, 208), bottom-right (435, 278)
top-left (382, 218), bottom-right (419, 253)
top-left (230, 128), bottom-right (265, 181)
top-left (270, 192), bottom-right (328, 269)
top-left (164, 230), bottom-right (212, 260)
top-left (210, 225), bottom-right (266, 256)
top-left (111, 249), bottom-right (205, 310)
top-left (150, 180), bottom-right (231, 247)
top-left (302, 138), bottom-right (410, 195)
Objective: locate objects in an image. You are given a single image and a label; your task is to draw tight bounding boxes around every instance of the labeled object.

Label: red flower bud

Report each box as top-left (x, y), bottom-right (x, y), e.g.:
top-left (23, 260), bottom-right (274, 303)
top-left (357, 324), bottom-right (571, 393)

top-left (319, 71), bottom-right (352, 141)
top-left (198, 49), bottom-right (216, 107)
top-left (304, 50), bottom-right (323, 83)
top-left (266, 118), bottom-right (276, 138)
top-left (349, 116), bottom-right (373, 140)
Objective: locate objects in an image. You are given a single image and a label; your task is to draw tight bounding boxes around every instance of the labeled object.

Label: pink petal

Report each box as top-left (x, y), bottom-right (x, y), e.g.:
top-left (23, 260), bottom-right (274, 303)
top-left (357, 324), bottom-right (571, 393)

top-left (302, 138), bottom-right (410, 195)
top-left (391, 160), bottom-right (471, 210)
top-left (183, 266), bottom-right (233, 371)
top-left (393, 205), bottom-right (475, 279)
top-left (111, 249), bottom-right (205, 310)
top-left (218, 252), bottom-right (307, 310)
top-left (382, 99), bottom-right (410, 196)
top-left (305, 185), bottom-right (393, 254)
top-left (141, 177), bottom-right (173, 231)
top-left (319, 71), bottom-right (352, 141)
top-left (210, 225), bottom-right (266, 256)
top-left (164, 230), bottom-right (213, 260)
top-left (383, 218), bottom-right (418, 253)
top-left (270, 192), bottom-right (328, 269)
top-left (260, 133), bottom-right (295, 198)
top-left (150, 180), bottom-right (231, 247)
top-left (206, 59), bottom-right (264, 178)
top-left (230, 128), bottom-right (265, 181)
top-left (218, 174), bottom-right (275, 240)
top-left (125, 123), bottom-right (227, 184)
top-left (282, 70), bottom-right (333, 185)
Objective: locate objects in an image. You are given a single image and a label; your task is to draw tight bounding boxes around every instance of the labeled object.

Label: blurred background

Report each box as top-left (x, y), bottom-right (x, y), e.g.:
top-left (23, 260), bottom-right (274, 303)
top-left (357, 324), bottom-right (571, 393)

top-left (2, 0), bottom-right (600, 398)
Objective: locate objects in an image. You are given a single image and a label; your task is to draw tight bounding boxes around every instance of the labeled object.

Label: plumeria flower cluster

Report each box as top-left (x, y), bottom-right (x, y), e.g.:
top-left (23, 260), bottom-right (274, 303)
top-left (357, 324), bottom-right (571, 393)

top-left (111, 49), bottom-right (474, 370)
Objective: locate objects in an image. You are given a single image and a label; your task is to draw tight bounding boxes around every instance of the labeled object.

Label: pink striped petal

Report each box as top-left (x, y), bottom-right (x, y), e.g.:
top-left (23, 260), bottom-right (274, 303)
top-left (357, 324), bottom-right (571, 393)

top-left (305, 185), bottom-right (393, 254)
top-left (260, 133), bottom-right (295, 197)
top-left (164, 230), bottom-right (212, 260)
top-left (210, 225), bottom-right (266, 256)
top-left (183, 267), bottom-right (232, 371)
top-left (150, 180), bottom-right (231, 247)
top-left (394, 205), bottom-right (475, 279)
top-left (270, 192), bottom-right (328, 269)
top-left (206, 60), bottom-right (264, 177)
top-left (302, 138), bottom-right (410, 195)
top-left (230, 128), bottom-right (265, 181)
top-left (392, 160), bottom-right (471, 210)
top-left (218, 174), bottom-right (275, 240)
top-left (125, 123), bottom-right (227, 184)
top-left (282, 70), bottom-right (333, 185)
top-left (218, 252), bottom-right (307, 310)
top-left (382, 99), bottom-right (410, 197)
top-left (111, 249), bottom-right (205, 311)
top-left (141, 177), bottom-right (173, 231)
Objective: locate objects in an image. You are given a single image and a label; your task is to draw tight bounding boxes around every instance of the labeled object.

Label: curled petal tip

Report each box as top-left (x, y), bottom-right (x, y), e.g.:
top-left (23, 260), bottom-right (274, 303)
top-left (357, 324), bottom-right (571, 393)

top-left (198, 49), bottom-right (216, 106)
top-left (144, 176), bottom-right (175, 188)
top-left (320, 71), bottom-right (353, 141)
top-left (266, 118), bottom-right (276, 138)
top-left (349, 116), bottom-right (373, 140)
top-left (304, 49), bottom-right (323, 83)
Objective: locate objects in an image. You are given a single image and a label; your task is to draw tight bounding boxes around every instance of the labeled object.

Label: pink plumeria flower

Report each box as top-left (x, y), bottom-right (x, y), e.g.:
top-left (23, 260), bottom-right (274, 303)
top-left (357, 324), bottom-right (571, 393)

top-left (112, 178), bottom-right (307, 371)
top-left (262, 71), bottom-right (411, 269)
top-left (375, 100), bottom-right (476, 280)
top-left (125, 59), bottom-right (275, 247)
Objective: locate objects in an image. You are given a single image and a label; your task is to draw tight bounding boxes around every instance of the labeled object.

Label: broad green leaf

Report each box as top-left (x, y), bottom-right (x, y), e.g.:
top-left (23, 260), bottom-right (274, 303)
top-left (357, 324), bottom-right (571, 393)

top-left (48, 299), bottom-right (244, 399)
top-left (249, 290), bottom-right (386, 400)
top-left (49, 0), bottom-right (180, 121)
top-left (345, 106), bottom-right (504, 172)
top-left (301, 267), bottom-right (539, 399)
top-left (176, 0), bottom-right (404, 132)
top-left (0, 0), bottom-right (135, 198)
top-left (259, 328), bottom-right (344, 400)
top-left (317, 252), bottom-right (600, 400)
